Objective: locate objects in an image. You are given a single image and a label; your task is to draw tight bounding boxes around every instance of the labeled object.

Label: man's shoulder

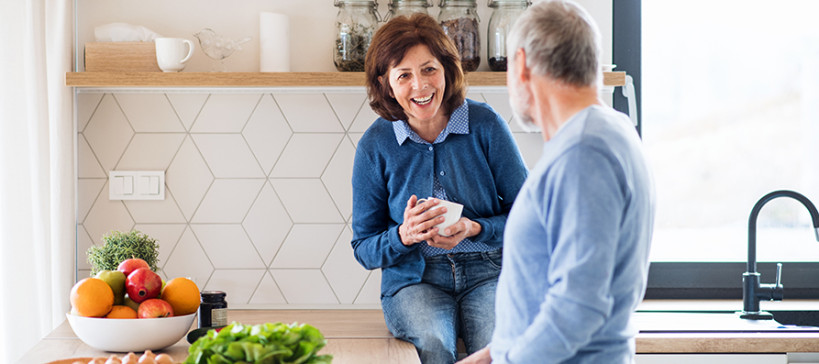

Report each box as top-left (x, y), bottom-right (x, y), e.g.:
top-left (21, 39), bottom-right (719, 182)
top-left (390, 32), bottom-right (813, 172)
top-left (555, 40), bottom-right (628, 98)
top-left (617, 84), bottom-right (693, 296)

top-left (580, 106), bottom-right (634, 138)
top-left (556, 106), bottom-right (635, 153)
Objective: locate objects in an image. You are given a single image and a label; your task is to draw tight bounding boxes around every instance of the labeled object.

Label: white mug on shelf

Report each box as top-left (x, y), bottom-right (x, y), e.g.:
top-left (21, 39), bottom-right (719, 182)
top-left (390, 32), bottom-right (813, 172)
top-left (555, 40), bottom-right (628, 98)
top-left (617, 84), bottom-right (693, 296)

top-left (155, 38), bottom-right (194, 72)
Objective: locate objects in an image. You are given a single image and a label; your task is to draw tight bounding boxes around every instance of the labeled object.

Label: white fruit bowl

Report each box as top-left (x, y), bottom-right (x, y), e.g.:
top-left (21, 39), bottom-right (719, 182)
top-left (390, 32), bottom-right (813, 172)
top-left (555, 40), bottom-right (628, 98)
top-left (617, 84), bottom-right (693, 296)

top-left (66, 312), bottom-right (196, 352)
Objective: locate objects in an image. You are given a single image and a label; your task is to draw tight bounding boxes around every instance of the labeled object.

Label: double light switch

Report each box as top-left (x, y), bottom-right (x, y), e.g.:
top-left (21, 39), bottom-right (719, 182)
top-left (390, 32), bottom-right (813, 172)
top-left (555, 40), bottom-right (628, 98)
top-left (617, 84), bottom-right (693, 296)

top-left (109, 171), bottom-right (165, 200)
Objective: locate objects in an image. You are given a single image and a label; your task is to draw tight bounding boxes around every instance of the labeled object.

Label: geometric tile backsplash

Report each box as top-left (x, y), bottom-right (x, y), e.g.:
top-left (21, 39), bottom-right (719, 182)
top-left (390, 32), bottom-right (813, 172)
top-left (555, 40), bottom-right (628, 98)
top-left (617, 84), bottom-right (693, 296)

top-left (76, 87), bottom-right (543, 308)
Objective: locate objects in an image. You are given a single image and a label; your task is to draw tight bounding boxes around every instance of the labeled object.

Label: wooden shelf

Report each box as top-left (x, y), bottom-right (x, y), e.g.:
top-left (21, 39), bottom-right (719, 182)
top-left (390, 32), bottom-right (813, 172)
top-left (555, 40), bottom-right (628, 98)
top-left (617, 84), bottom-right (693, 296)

top-left (65, 71), bottom-right (626, 88)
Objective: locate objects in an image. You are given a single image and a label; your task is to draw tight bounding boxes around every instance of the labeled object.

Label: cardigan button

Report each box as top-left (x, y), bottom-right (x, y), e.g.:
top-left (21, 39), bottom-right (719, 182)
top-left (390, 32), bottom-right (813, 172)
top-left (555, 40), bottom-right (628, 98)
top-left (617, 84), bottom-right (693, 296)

top-left (428, 146), bottom-right (433, 151)
top-left (440, 171), bottom-right (445, 176)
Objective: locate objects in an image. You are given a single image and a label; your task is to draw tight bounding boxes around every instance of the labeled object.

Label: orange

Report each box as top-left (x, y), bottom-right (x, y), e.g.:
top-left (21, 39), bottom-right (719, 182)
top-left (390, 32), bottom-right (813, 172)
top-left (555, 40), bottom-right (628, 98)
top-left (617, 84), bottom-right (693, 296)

top-left (160, 277), bottom-right (200, 316)
top-left (70, 277), bottom-right (114, 317)
top-left (105, 305), bottom-right (137, 319)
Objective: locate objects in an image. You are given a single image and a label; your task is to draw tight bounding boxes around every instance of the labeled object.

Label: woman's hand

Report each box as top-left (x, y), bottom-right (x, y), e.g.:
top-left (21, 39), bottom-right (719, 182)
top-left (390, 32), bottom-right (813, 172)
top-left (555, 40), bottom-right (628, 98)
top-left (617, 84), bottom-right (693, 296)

top-left (398, 195), bottom-right (482, 249)
top-left (427, 217), bottom-right (481, 250)
top-left (398, 195), bottom-right (448, 246)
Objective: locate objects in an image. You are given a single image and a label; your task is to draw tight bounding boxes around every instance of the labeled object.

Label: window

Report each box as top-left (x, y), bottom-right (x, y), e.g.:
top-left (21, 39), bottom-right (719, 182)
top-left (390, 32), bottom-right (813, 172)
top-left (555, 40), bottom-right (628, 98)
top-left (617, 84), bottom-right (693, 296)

top-left (614, 0), bottom-right (819, 298)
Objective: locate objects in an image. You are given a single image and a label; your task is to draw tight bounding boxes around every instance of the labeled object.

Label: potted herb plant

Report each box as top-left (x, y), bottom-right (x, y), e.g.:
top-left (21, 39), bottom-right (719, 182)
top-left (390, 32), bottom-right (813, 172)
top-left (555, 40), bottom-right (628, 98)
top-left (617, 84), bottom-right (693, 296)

top-left (87, 230), bottom-right (160, 276)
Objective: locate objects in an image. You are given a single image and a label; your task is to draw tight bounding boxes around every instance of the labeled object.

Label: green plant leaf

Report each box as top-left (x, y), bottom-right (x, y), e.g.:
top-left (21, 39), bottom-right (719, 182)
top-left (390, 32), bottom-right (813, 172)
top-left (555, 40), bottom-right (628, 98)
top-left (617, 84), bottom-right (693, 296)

top-left (86, 230), bottom-right (159, 275)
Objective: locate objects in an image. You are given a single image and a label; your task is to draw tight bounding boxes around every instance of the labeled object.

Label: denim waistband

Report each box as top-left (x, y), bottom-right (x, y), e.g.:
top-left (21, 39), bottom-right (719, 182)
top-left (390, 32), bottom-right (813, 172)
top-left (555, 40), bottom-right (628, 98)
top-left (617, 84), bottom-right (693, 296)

top-left (423, 248), bottom-right (502, 264)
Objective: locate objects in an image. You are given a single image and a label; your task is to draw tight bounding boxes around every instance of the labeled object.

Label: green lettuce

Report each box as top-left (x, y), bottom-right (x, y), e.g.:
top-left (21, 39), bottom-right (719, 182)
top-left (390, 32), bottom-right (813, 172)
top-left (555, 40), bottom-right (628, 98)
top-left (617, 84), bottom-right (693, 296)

top-left (185, 322), bottom-right (333, 364)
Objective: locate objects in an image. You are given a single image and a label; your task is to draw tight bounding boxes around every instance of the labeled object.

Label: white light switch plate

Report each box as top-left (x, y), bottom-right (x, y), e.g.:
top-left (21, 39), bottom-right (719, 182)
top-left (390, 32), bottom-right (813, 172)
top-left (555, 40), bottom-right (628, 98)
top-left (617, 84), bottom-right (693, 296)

top-left (109, 171), bottom-right (165, 200)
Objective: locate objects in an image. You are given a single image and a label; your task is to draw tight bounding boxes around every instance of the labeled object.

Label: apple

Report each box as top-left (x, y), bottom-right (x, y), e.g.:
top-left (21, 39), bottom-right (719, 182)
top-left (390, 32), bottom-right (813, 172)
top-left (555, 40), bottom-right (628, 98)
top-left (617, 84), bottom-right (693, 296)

top-left (123, 295), bottom-right (140, 312)
top-left (125, 268), bottom-right (162, 303)
top-left (137, 298), bottom-right (174, 318)
top-left (117, 258), bottom-right (150, 277)
top-left (95, 270), bottom-right (126, 305)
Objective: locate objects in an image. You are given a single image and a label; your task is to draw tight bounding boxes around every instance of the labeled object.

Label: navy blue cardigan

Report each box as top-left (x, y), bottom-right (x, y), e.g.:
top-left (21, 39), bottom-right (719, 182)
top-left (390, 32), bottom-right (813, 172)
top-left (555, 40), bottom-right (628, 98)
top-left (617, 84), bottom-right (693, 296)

top-left (351, 99), bottom-right (528, 297)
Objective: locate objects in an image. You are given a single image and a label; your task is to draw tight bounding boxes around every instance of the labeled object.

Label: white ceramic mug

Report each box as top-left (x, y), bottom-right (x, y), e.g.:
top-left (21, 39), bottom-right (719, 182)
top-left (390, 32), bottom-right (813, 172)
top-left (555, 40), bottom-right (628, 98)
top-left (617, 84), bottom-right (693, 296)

top-left (155, 38), bottom-right (194, 72)
top-left (417, 198), bottom-right (463, 236)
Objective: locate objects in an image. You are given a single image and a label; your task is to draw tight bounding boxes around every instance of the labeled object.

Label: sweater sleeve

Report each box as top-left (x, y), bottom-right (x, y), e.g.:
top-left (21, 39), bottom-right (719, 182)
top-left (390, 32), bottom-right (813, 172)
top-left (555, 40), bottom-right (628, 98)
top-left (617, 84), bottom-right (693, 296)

top-left (472, 114), bottom-right (528, 246)
top-left (350, 135), bottom-right (419, 269)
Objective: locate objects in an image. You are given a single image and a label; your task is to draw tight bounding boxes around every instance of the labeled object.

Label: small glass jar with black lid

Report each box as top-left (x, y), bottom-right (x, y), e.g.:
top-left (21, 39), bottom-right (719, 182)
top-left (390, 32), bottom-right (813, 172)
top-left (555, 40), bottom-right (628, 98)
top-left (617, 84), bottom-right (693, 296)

top-left (198, 290), bottom-right (228, 328)
top-left (487, 0), bottom-right (530, 71)
top-left (385, 0), bottom-right (432, 21)
top-left (438, 0), bottom-right (480, 72)
top-left (334, 0), bottom-right (381, 72)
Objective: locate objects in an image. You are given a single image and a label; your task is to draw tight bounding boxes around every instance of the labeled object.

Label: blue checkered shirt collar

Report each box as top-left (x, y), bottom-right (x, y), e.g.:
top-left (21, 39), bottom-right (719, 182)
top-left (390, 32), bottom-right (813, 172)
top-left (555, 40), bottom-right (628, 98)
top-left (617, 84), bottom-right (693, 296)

top-left (393, 101), bottom-right (469, 145)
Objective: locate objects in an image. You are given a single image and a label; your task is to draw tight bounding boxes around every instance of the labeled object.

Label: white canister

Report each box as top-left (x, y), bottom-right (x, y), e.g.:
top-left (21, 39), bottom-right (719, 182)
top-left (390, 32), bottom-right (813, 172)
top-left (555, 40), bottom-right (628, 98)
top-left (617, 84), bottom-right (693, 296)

top-left (259, 12), bottom-right (291, 72)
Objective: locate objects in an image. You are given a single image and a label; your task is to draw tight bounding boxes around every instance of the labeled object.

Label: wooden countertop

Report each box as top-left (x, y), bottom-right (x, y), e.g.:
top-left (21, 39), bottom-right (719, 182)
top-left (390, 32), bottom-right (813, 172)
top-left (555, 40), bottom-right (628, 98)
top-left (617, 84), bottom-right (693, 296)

top-left (634, 311), bottom-right (819, 353)
top-left (20, 307), bottom-right (819, 363)
top-left (636, 332), bottom-right (819, 353)
top-left (635, 300), bottom-right (819, 353)
top-left (19, 309), bottom-right (420, 364)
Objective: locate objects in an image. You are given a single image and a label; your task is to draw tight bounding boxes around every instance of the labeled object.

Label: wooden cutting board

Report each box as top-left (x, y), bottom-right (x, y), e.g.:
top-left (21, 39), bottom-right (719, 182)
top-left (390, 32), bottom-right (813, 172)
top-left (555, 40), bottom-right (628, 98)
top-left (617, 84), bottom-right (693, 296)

top-left (46, 358), bottom-right (93, 364)
top-left (47, 357), bottom-right (180, 364)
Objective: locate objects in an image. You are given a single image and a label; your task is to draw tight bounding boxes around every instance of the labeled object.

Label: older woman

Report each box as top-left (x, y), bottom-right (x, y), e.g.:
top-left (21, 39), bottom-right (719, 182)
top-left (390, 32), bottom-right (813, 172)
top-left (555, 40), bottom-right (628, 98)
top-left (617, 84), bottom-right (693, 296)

top-left (350, 13), bottom-right (528, 364)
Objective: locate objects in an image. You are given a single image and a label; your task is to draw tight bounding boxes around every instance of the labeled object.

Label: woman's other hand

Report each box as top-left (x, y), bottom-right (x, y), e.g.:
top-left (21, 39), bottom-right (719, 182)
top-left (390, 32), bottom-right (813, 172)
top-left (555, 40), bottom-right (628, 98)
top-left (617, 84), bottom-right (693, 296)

top-left (398, 195), bottom-right (447, 246)
top-left (427, 216), bottom-right (481, 250)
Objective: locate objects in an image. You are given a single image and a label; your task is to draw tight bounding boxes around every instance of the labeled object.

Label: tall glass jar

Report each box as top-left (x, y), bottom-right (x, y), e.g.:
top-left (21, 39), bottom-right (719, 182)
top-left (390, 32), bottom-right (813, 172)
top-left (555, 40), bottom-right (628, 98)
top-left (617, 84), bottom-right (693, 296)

top-left (438, 0), bottom-right (480, 72)
top-left (487, 0), bottom-right (529, 71)
top-left (385, 0), bottom-right (432, 21)
top-left (334, 0), bottom-right (381, 72)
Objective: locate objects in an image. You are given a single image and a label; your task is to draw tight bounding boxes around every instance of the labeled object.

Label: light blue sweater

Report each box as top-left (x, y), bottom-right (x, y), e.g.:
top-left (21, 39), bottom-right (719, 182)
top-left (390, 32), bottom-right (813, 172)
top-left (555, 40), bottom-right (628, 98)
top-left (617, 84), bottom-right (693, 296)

top-left (491, 105), bottom-right (656, 364)
top-left (351, 99), bottom-right (528, 297)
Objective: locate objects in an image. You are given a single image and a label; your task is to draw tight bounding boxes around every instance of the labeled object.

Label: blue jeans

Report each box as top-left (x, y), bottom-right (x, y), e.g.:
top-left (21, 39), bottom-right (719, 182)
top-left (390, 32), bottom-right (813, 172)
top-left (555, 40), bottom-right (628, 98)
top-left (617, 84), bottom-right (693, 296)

top-left (381, 249), bottom-right (502, 364)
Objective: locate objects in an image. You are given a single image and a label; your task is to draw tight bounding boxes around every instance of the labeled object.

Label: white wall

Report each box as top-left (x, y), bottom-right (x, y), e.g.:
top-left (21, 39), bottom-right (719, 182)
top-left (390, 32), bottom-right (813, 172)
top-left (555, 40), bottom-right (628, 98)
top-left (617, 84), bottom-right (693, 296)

top-left (76, 0), bottom-right (612, 72)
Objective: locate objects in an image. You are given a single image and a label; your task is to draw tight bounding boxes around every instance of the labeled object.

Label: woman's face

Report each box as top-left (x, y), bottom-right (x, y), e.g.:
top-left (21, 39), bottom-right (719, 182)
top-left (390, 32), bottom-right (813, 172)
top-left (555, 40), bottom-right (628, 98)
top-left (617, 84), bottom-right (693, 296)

top-left (387, 44), bottom-right (447, 125)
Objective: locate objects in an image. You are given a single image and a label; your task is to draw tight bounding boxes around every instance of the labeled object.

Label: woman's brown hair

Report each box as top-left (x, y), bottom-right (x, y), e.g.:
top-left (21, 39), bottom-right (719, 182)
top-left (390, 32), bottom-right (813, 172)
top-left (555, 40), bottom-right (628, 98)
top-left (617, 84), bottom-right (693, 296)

top-left (365, 13), bottom-right (466, 122)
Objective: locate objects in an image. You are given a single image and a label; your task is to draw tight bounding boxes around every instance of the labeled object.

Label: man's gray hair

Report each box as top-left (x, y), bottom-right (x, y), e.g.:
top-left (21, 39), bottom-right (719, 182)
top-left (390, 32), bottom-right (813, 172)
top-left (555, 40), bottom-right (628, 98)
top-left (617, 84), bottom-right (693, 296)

top-left (506, 0), bottom-right (602, 87)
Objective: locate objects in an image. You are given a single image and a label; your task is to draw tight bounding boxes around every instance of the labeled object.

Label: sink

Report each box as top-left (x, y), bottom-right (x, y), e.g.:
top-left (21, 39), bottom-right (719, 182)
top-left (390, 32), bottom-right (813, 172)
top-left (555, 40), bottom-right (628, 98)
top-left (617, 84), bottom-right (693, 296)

top-left (770, 310), bottom-right (819, 327)
top-left (634, 311), bottom-right (819, 333)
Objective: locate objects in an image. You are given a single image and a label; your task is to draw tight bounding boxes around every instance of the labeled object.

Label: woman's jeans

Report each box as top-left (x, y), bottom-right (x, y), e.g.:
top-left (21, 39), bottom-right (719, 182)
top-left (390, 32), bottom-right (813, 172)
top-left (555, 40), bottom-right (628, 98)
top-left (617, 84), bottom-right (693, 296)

top-left (381, 249), bottom-right (502, 364)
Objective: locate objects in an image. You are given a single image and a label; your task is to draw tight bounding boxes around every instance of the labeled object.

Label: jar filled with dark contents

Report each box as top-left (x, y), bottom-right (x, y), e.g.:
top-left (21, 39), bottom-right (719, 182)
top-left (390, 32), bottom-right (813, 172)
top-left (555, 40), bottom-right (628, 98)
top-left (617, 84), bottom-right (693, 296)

top-left (198, 290), bottom-right (228, 328)
top-left (385, 0), bottom-right (432, 21)
top-left (438, 0), bottom-right (480, 72)
top-left (487, 0), bottom-right (529, 71)
top-left (334, 0), bottom-right (381, 72)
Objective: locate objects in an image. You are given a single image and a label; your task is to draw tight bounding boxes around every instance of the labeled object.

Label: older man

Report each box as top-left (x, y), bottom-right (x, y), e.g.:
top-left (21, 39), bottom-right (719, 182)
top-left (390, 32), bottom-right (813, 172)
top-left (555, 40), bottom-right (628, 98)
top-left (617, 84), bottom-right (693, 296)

top-left (458, 1), bottom-right (655, 363)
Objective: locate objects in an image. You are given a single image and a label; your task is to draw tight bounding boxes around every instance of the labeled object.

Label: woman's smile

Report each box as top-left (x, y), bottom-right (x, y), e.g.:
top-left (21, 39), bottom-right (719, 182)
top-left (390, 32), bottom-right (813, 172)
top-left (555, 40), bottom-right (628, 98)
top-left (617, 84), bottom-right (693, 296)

top-left (412, 93), bottom-right (434, 106)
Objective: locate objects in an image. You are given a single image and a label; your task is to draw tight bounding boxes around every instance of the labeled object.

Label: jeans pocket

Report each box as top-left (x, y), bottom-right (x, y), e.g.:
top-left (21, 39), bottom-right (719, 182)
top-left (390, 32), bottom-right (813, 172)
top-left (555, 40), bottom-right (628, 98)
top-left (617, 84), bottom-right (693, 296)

top-left (483, 249), bottom-right (503, 270)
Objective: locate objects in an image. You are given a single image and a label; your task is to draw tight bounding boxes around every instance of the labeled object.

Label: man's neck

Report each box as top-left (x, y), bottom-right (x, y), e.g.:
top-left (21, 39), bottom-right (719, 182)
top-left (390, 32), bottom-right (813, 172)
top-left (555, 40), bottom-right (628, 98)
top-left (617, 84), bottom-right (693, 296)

top-left (531, 75), bottom-right (601, 141)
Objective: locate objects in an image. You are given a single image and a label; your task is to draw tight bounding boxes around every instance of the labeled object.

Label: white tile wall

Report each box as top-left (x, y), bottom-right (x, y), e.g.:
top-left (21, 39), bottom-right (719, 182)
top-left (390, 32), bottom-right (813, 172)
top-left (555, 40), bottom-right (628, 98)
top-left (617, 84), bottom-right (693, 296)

top-left (192, 134), bottom-right (266, 178)
top-left (190, 94), bottom-right (261, 133)
top-left (271, 224), bottom-right (343, 269)
top-left (116, 94), bottom-right (186, 132)
top-left (76, 88), bottom-right (543, 308)
top-left (192, 179), bottom-right (265, 223)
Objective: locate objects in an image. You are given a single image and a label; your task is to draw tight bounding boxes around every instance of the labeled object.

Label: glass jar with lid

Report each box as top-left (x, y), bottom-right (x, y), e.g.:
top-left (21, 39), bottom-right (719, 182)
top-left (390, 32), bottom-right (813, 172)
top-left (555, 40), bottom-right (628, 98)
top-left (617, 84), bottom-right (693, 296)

top-left (438, 0), bottom-right (480, 72)
top-left (385, 0), bottom-right (432, 21)
top-left (334, 0), bottom-right (381, 72)
top-left (487, 0), bottom-right (530, 71)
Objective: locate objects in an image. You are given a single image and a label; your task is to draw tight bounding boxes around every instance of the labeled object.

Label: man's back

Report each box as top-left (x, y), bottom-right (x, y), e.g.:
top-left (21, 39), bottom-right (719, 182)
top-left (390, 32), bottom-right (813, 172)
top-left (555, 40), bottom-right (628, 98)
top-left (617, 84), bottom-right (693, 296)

top-left (491, 105), bottom-right (655, 364)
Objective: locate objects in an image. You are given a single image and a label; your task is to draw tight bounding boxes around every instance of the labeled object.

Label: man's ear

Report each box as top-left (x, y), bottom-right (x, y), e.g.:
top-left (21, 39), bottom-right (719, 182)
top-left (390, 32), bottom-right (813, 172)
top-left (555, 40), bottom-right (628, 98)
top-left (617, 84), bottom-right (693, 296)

top-left (512, 48), bottom-right (530, 83)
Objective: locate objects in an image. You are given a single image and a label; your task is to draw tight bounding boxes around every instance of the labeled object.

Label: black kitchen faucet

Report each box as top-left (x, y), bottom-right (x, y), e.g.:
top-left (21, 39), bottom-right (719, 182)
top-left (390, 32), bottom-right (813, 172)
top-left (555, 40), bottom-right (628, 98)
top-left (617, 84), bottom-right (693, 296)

top-left (741, 190), bottom-right (819, 320)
